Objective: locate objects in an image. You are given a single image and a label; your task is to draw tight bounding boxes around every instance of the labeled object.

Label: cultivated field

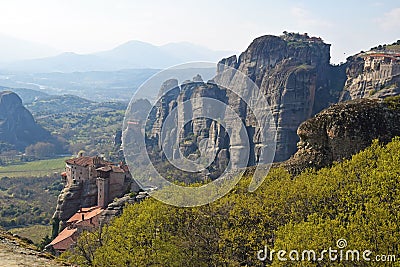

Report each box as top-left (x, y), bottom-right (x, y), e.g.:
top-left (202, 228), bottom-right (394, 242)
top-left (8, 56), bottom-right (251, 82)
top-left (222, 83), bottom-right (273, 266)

top-left (0, 157), bottom-right (70, 178)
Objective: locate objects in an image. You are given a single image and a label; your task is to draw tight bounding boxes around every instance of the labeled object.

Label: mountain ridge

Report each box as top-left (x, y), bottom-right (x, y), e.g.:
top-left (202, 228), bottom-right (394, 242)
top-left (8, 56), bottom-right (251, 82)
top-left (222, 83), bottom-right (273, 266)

top-left (0, 33), bottom-right (59, 63)
top-left (3, 41), bottom-right (234, 73)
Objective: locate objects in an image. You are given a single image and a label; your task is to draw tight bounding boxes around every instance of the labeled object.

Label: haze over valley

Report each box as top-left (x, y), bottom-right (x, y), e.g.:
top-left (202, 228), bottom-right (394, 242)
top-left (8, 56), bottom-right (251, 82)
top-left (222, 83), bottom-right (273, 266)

top-left (0, 1), bottom-right (399, 266)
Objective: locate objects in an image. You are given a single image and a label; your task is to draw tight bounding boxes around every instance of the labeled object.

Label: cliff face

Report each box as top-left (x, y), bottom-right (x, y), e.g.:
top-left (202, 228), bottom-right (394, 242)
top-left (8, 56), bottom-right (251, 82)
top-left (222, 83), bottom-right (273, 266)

top-left (0, 91), bottom-right (53, 151)
top-left (146, 34), bottom-right (346, 175)
top-left (284, 97), bottom-right (400, 174)
top-left (216, 35), bottom-right (346, 161)
top-left (136, 36), bottom-right (400, 182)
top-left (53, 179), bottom-right (99, 223)
top-left (145, 79), bottom-right (230, 180)
top-left (340, 52), bottom-right (400, 101)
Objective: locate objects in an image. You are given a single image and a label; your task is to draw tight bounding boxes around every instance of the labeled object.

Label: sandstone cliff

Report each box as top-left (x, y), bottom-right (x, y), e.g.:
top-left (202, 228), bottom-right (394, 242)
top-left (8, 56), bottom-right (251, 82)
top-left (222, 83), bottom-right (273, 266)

top-left (52, 178), bottom-right (99, 224)
top-left (216, 34), bottom-right (346, 161)
top-left (0, 91), bottom-right (54, 151)
top-left (284, 97), bottom-right (400, 174)
top-left (145, 33), bottom-right (346, 179)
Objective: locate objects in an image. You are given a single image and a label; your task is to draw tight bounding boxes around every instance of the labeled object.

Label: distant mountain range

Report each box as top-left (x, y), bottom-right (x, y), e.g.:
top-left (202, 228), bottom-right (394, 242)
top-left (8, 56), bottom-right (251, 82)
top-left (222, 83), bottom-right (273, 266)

top-left (2, 40), bottom-right (234, 72)
top-left (0, 33), bottom-right (59, 63)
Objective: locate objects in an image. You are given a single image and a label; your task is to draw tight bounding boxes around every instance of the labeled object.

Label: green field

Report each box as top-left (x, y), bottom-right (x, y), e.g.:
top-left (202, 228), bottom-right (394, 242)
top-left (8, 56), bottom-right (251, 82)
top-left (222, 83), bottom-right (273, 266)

top-left (9, 224), bottom-right (52, 244)
top-left (0, 157), bottom-right (70, 178)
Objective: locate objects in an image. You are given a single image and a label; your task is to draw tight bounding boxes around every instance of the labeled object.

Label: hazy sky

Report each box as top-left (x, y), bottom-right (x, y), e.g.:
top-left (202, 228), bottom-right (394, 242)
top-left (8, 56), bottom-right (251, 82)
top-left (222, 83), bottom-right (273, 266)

top-left (0, 0), bottom-right (399, 63)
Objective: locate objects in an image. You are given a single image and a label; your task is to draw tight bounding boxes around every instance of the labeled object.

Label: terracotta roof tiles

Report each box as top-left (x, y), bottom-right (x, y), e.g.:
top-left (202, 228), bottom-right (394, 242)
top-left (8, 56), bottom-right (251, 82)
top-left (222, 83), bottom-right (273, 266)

top-left (65, 156), bottom-right (112, 167)
top-left (49, 227), bottom-right (78, 251)
top-left (67, 206), bottom-right (103, 224)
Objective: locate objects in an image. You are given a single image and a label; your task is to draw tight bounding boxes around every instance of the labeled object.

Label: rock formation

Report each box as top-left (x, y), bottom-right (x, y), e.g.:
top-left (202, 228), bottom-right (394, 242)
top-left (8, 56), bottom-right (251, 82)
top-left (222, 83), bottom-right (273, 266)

top-left (144, 33), bottom-right (347, 180)
top-left (98, 192), bottom-right (148, 225)
top-left (0, 91), bottom-right (54, 151)
top-left (215, 34), bottom-right (347, 161)
top-left (144, 79), bottom-right (229, 181)
top-left (50, 35), bottom-right (400, 244)
top-left (284, 97), bottom-right (400, 174)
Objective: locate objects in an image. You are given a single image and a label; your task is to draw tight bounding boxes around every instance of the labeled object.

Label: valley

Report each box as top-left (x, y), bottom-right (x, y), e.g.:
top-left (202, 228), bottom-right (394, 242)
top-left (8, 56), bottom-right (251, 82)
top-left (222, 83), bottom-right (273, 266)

top-left (0, 32), bottom-right (399, 266)
top-left (1, 0), bottom-right (399, 265)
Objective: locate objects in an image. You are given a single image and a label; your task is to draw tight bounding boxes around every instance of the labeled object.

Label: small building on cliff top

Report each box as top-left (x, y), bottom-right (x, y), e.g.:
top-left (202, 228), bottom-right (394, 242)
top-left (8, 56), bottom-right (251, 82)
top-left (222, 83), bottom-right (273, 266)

top-left (49, 155), bottom-right (140, 254)
top-left (63, 155), bottom-right (138, 208)
top-left (362, 52), bottom-right (400, 74)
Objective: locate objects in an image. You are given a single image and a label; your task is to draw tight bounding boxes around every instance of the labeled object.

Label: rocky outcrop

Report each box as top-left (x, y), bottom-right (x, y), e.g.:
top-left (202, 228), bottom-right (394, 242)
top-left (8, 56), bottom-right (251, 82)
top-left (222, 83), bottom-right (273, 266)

top-left (284, 97), bottom-right (400, 174)
top-left (98, 192), bottom-right (148, 225)
top-left (145, 33), bottom-right (346, 177)
top-left (114, 98), bottom-right (152, 161)
top-left (340, 52), bottom-right (400, 101)
top-left (215, 34), bottom-right (346, 161)
top-left (0, 230), bottom-right (64, 267)
top-left (53, 180), bottom-right (99, 223)
top-left (0, 91), bottom-right (54, 151)
top-left (145, 78), bottom-right (229, 180)
top-left (136, 36), bottom-right (400, 181)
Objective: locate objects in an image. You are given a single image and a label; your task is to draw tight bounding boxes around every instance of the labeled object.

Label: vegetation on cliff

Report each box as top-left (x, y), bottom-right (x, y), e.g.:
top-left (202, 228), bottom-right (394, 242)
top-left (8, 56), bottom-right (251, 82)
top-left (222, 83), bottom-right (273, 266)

top-left (63, 137), bottom-right (400, 266)
top-left (370, 39), bottom-right (400, 52)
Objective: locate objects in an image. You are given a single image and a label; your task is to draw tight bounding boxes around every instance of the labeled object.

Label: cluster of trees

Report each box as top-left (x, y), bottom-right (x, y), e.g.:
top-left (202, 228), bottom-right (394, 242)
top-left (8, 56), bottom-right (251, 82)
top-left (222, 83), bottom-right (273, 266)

top-left (35, 108), bottom-right (125, 159)
top-left (61, 138), bottom-right (400, 266)
top-left (0, 176), bottom-right (62, 228)
top-left (25, 142), bottom-right (58, 159)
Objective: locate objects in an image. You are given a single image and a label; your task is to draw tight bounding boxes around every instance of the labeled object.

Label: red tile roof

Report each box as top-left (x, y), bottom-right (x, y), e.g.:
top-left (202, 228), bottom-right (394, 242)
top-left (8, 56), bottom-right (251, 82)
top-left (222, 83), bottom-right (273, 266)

top-left (65, 156), bottom-right (111, 167)
top-left (66, 157), bottom-right (128, 174)
top-left (50, 206), bottom-right (104, 252)
top-left (67, 206), bottom-right (103, 224)
top-left (120, 164), bottom-right (130, 172)
top-left (49, 227), bottom-right (78, 251)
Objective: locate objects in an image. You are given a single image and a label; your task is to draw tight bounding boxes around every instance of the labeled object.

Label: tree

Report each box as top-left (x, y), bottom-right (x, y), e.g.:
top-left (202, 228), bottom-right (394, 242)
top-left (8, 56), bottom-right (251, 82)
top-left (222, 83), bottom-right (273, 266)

top-left (65, 138), bottom-right (400, 266)
top-left (25, 142), bottom-right (56, 159)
